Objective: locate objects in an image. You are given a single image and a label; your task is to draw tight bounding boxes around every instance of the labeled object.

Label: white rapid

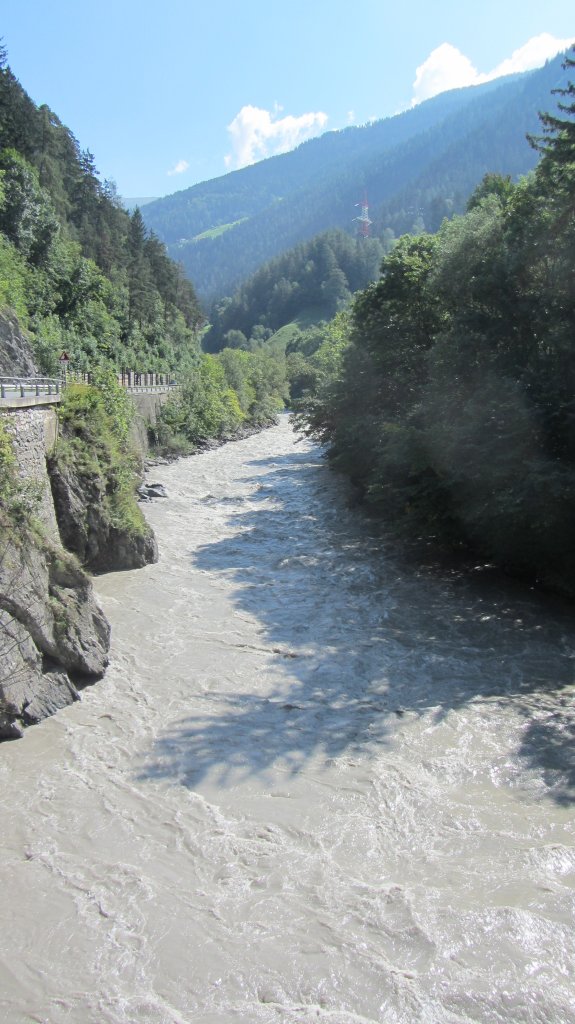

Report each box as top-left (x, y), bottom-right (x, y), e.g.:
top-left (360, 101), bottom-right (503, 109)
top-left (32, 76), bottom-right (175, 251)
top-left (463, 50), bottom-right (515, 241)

top-left (1, 417), bottom-right (574, 1024)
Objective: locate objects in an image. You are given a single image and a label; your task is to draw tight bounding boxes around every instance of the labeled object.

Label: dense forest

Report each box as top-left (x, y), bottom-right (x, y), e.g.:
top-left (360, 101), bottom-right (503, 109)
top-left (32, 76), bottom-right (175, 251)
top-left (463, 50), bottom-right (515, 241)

top-left (294, 51), bottom-right (575, 598)
top-left (0, 45), bottom-right (204, 376)
top-left (204, 230), bottom-right (388, 353)
top-left (142, 56), bottom-right (569, 301)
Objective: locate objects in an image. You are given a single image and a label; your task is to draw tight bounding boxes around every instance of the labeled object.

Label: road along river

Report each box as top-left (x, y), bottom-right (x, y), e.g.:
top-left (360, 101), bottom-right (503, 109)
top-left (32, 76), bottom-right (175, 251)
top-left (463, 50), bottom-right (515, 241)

top-left (1, 416), bottom-right (575, 1024)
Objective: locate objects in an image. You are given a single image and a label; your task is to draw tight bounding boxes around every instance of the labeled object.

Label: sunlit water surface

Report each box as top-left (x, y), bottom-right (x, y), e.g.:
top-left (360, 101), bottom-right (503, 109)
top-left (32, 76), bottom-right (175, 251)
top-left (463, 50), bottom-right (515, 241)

top-left (1, 417), bottom-right (574, 1024)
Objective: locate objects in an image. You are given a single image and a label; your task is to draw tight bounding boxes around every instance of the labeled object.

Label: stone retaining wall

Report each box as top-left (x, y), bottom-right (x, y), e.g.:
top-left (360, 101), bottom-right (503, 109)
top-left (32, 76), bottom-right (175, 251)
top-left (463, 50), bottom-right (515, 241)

top-left (129, 390), bottom-right (172, 453)
top-left (2, 407), bottom-right (60, 539)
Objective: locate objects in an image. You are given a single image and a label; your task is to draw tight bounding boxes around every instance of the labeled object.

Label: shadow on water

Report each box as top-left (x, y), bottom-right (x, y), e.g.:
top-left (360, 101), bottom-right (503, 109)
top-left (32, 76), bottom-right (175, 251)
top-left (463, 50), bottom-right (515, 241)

top-left (138, 445), bottom-right (575, 804)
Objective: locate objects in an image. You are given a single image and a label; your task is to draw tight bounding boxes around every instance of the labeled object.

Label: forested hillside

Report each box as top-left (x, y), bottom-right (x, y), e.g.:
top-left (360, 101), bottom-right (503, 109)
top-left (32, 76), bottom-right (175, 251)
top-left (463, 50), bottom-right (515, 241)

top-left (0, 43), bottom-right (202, 375)
top-left (204, 230), bottom-right (387, 352)
top-left (294, 51), bottom-right (575, 598)
top-left (0, 46), bottom-right (288, 453)
top-left (142, 55), bottom-right (570, 301)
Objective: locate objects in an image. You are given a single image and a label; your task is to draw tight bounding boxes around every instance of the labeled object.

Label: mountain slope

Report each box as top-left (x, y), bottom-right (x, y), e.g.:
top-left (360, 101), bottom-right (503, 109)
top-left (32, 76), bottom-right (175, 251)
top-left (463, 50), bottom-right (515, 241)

top-left (142, 55), bottom-right (569, 302)
top-left (143, 55), bottom-right (568, 303)
top-left (203, 229), bottom-right (386, 352)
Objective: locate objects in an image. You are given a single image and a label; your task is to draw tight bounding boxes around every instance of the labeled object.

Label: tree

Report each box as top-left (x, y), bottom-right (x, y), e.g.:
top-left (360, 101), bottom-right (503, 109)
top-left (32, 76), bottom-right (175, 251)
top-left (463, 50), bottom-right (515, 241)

top-left (466, 173), bottom-right (513, 212)
top-left (529, 47), bottom-right (575, 172)
top-left (0, 149), bottom-right (59, 266)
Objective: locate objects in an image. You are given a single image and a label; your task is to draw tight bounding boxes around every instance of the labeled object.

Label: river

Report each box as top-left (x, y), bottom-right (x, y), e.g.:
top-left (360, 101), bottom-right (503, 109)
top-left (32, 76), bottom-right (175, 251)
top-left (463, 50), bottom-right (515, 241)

top-left (1, 416), bottom-right (574, 1024)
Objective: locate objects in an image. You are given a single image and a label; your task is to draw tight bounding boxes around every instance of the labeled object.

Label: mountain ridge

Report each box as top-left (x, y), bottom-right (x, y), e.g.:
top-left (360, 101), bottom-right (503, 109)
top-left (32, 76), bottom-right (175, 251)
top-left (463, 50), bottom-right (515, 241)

top-left (142, 56), bottom-right (569, 302)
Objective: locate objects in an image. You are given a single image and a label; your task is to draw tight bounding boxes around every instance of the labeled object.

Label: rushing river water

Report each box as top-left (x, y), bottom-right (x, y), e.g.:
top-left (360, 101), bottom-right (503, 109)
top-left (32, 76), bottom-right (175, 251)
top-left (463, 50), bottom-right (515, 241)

top-left (1, 417), bottom-right (575, 1024)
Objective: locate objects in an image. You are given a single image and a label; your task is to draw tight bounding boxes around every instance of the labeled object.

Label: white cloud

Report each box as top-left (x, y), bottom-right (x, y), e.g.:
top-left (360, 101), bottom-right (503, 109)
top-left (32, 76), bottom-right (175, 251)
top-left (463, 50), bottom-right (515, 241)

top-left (167, 159), bottom-right (189, 176)
top-left (412, 43), bottom-right (479, 104)
top-left (225, 105), bottom-right (328, 169)
top-left (487, 33), bottom-right (575, 78)
top-left (412, 33), bottom-right (575, 106)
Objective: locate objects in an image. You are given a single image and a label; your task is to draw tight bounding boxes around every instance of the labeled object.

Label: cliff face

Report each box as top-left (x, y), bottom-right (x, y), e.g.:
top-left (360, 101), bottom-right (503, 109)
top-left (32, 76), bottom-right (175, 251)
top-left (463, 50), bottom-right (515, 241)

top-left (0, 403), bottom-right (112, 738)
top-left (0, 312), bottom-right (37, 376)
top-left (0, 322), bottom-right (159, 737)
top-left (48, 455), bottom-right (158, 573)
top-left (0, 532), bottom-right (110, 738)
top-left (46, 374), bottom-right (159, 575)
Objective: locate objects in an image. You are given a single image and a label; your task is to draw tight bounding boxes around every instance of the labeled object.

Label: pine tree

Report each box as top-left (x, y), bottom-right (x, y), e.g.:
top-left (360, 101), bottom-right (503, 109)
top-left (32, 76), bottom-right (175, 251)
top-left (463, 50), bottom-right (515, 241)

top-left (529, 48), bottom-right (575, 169)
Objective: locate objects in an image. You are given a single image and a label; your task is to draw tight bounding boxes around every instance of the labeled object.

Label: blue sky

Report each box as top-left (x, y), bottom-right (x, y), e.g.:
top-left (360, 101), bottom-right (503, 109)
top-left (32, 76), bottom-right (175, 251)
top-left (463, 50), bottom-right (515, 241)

top-left (2, 1), bottom-right (574, 198)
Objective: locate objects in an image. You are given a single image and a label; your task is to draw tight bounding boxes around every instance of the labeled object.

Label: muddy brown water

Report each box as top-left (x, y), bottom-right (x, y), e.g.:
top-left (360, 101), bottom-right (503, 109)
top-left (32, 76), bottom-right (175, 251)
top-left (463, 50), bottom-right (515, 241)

top-left (1, 417), bottom-right (574, 1023)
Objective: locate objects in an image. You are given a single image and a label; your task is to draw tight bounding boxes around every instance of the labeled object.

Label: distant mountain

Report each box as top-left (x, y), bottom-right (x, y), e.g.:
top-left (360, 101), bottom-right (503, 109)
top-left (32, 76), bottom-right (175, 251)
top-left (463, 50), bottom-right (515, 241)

top-left (142, 54), bottom-right (570, 303)
top-left (122, 197), bottom-right (158, 212)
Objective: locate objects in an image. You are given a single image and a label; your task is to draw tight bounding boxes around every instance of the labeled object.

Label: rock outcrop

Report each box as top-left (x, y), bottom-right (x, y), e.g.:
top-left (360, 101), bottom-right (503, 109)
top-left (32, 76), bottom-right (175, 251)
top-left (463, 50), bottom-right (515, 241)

top-left (0, 310), bottom-right (157, 738)
top-left (0, 312), bottom-right (38, 376)
top-left (48, 456), bottom-right (158, 573)
top-left (0, 532), bottom-right (110, 739)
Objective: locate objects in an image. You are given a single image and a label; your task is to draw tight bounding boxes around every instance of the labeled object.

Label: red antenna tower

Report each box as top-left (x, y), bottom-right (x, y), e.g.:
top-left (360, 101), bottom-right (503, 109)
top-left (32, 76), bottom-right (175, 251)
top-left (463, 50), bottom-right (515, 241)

top-left (354, 192), bottom-right (372, 237)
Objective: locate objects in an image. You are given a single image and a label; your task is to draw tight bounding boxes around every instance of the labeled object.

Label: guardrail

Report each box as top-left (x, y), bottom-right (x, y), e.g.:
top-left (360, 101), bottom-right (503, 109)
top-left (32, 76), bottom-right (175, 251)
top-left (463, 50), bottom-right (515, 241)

top-left (0, 376), bottom-right (61, 399)
top-left (0, 372), bottom-right (179, 407)
top-left (68, 371), bottom-right (178, 392)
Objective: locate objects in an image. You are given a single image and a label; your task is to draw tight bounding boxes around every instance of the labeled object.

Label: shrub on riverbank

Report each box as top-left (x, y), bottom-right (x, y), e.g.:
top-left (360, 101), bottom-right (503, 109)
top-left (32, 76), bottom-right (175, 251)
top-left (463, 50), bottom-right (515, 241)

top-left (150, 350), bottom-right (288, 455)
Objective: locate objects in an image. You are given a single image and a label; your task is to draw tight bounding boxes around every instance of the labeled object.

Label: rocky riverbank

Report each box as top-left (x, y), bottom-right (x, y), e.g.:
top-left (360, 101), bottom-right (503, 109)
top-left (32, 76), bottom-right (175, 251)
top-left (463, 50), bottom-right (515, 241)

top-left (48, 452), bottom-right (158, 574)
top-left (0, 531), bottom-right (110, 738)
top-left (0, 318), bottom-right (158, 739)
top-left (0, 426), bottom-right (157, 738)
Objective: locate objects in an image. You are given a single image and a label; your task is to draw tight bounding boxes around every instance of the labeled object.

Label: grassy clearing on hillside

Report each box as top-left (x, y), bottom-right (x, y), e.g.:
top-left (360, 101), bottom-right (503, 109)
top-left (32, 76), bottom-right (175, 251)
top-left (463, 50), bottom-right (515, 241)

top-left (266, 308), bottom-right (332, 352)
top-left (193, 218), bottom-right (248, 242)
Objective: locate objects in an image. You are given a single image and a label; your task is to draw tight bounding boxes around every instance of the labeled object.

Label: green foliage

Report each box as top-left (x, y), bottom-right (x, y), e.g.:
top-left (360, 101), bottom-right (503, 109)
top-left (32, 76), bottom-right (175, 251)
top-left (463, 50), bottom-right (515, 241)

top-left (290, 311), bottom-right (352, 428)
top-left (0, 55), bottom-right (204, 376)
top-left (0, 149), bottom-right (59, 266)
top-left (466, 172), bottom-right (514, 211)
top-left (204, 230), bottom-right (384, 352)
top-left (55, 381), bottom-right (146, 539)
top-left (0, 234), bottom-right (29, 321)
top-left (89, 367), bottom-right (133, 444)
top-left (151, 355), bottom-right (242, 453)
top-left (295, 86), bottom-right (575, 598)
top-left (529, 48), bottom-right (575, 171)
top-left (152, 347), bottom-right (287, 455)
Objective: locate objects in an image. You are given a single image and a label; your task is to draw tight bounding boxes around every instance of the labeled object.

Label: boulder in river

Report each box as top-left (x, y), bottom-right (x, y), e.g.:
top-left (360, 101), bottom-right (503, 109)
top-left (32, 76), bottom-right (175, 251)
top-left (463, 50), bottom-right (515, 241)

top-left (138, 482), bottom-right (168, 501)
